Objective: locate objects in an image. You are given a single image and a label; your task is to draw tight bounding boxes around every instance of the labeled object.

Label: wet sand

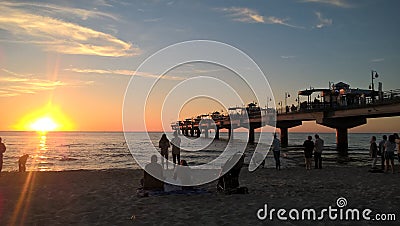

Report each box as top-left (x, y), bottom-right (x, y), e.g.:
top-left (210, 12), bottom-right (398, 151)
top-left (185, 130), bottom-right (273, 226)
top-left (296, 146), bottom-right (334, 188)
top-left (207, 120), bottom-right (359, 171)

top-left (1, 164), bottom-right (399, 225)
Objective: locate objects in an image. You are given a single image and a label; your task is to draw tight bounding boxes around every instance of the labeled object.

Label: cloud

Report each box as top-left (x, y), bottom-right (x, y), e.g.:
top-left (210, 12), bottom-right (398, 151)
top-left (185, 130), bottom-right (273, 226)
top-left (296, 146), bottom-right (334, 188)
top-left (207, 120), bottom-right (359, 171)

top-left (217, 7), bottom-right (265, 23)
top-left (216, 7), bottom-right (304, 28)
top-left (315, 12), bottom-right (333, 29)
top-left (370, 58), bottom-right (384, 63)
top-left (64, 68), bottom-right (185, 81)
top-left (0, 1), bottom-right (118, 20)
top-left (0, 69), bottom-right (93, 97)
top-left (280, 55), bottom-right (296, 59)
top-left (143, 18), bottom-right (163, 22)
top-left (300, 0), bottom-right (352, 8)
top-left (0, 3), bottom-right (139, 57)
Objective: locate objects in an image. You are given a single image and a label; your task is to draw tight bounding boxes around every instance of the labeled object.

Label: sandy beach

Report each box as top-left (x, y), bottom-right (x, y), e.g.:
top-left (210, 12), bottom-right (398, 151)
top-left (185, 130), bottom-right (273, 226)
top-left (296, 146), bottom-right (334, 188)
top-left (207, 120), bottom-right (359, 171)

top-left (1, 163), bottom-right (399, 225)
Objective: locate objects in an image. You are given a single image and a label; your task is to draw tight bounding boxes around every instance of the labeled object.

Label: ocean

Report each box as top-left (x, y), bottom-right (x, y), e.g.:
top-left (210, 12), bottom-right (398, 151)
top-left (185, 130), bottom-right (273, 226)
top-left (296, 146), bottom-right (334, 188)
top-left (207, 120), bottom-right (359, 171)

top-left (0, 131), bottom-right (390, 172)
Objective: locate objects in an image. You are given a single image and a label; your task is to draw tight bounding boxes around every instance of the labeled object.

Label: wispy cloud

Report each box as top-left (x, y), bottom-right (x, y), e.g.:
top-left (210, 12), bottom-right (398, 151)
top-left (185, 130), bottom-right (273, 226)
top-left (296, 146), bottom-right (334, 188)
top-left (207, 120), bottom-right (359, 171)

top-left (65, 68), bottom-right (185, 80)
top-left (216, 7), bottom-right (265, 23)
top-left (370, 58), bottom-right (385, 63)
top-left (315, 12), bottom-right (332, 29)
top-left (143, 17), bottom-right (163, 22)
top-left (0, 69), bottom-right (93, 97)
top-left (280, 55), bottom-right (296, 59)
top-left (216, 7), bottom-right (304, 29)
top-left (300, 0), bottom-right (352, 8)
top-left (0, 2), bottom-right (139, 57)
top-left (0, 1), bottom-right (118, 20)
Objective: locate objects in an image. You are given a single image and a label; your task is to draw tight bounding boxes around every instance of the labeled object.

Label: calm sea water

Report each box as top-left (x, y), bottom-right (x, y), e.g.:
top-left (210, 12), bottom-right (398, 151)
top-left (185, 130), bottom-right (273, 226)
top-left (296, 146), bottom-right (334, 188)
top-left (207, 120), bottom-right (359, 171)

top-left (0, 131), bottom-right (389, 172)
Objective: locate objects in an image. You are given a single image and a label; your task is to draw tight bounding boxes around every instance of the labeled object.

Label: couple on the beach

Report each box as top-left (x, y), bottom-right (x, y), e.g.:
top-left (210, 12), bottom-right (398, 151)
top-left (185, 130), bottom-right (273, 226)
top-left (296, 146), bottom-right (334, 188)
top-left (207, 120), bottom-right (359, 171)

top-left (373, 133), bottom-right (400, 174)
top-left (302, 134), bottom-right (324, 170)
top-left (158, 131), bottom-right (181, 169)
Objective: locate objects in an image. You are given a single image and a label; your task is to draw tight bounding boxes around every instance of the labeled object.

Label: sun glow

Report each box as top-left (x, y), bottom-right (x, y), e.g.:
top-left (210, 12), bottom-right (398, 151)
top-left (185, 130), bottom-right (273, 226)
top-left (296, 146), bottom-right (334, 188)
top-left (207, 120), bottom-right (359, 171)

top-left (30, 117), bottom-right (58, 132)
top-left (15, 104), bottom-right (74, 132)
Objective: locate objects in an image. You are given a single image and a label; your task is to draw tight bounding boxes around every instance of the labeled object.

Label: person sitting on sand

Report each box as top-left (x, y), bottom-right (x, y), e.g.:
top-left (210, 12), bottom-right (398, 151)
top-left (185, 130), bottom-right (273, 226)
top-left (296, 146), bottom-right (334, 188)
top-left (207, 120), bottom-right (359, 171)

top-left (378, 135), bottom-right (387, 170)
top-left (0, 137), bottom-right (6, 173)
top-left (173, 160), bottom-right (192, 189)
top-left (18, 154), bottom-right (29, 172)
top-left (303, 136), bottom-right (314, 170)
top-left (158, 134), bottom-right (170, 169)
top-left (313, 134), bottom-right (324, 169)
top-left (384, 135), bottom-right (396, 174)
top-left (369, 136), bottom-right (378, 169)
top-left (142, 155), bottom-right (164, 190)
top-left (271, 133), bottom-right (281, 170)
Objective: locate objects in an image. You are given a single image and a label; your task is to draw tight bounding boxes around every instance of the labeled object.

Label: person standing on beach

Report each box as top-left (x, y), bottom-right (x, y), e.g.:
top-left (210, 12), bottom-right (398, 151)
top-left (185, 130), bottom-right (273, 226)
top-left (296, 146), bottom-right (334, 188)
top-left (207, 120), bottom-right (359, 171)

top-left (158, 134), bottom-right (170, 169)
top-left (384, 135), bottom-right (396, 173)
top-left (271, 133), bottom-right (281, 170)
top-left (171, 131), bottom-right (181, 168)
top-left (394, 133), bottom-right (400, 172)
top-left (303, 136), bottom-right (314, 170)
top-left (313, 134), bottom-right (324, 169)
top-left (369, 136), bottom-right (378, 169)
top-left (0, 137), bottom-right (6, 173)
top-left (378, 135), bottom-right (387, 170)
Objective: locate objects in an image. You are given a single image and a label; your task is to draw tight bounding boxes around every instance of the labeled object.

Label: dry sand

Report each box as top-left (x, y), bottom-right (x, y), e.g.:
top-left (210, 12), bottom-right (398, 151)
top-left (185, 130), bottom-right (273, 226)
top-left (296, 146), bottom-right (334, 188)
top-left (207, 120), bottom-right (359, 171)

top-left (1, 164), bottom-right (399, 225)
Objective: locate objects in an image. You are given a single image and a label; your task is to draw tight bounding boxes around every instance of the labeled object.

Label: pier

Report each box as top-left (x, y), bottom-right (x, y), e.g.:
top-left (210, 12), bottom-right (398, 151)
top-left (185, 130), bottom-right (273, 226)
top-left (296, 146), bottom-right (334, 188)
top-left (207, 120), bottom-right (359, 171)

top-left (171, 82), bottom-right (400, 156)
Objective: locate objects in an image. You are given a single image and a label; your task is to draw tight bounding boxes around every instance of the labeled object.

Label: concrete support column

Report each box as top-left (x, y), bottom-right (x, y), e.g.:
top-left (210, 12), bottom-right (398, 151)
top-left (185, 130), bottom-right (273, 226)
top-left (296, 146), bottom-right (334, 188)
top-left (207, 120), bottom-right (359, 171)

top-left (248, 126), bottom-right (255, 144)
top-left (204, 129), bottom-right (209, 139)
top-left (336, 128), bottom-right (348, 156)
top-left (215, 128), bottom-right (220, 140)
top-left (228, 128), bottom-right (234, 140)
top-left (280, 127), bottom-right (288, 148)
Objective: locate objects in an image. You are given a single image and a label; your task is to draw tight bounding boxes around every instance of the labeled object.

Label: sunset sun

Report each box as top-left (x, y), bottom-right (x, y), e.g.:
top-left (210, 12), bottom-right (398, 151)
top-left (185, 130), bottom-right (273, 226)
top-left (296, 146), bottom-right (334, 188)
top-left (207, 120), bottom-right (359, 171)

top-left (30, 117), bottom-right (58, 132)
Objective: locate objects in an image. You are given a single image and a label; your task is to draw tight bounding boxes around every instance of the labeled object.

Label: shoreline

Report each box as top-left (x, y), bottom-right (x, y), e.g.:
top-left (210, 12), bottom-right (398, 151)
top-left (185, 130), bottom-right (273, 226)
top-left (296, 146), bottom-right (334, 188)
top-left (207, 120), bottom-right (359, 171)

top-left (1, 165), bottom-right (399, 225)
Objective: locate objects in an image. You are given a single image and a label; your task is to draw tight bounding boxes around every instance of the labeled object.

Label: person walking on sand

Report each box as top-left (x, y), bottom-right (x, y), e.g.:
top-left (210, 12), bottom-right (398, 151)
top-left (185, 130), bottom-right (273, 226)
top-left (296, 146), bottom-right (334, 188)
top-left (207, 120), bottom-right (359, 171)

top-left (271, 133), bottom-right (281, 170)
top-left (313, 134), bottom-right (324, 169)
top-left (158, 134), bottom-right (170, 169)
top-left (369, 136), bottom-right (378, 169)
top-left (378, 135), bottom-right (387, 170)
top-left (0, 137), bottom-right (6, 173)
top-left (303, 136), bottom-right (314, 170)
top-left (171, 131), bottom-right (181, 167)
top-left (384, 135), bottom-right (396, 173)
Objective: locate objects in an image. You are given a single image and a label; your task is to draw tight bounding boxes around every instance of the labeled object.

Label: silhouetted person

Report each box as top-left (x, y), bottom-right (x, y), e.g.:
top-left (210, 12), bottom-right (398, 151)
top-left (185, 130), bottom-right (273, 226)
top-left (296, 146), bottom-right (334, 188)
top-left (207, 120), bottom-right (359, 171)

top-left (271, 133), bottom-right (281, 170)
top-left (285, 105), bottom-right (289, 113)
top-left (19, 154), bottom-right (29, 172)
top-left (0, 137), bottom-right (6, 173)
top-left (290, 104), bottom-right (296, 112)
top-left (303, 136), bottom-right (314, 170)
top-left (171, 131), bottom-right (181, 167)
top-left (173, 160), bottom-right (192, 188)
top-left (378, 135), bottom-right (387, 170)
top-left (369, 136), bottom-right (378, 169)
top-left (158, 134), bottom-right (170, 169)
top-left (313, 134), bottom-right (324, 169)
top-left (394, 133), bottom-right (400, 172)
top-left (384, 135), bottom-right (396, 173)
top-left (142, 155), bottom-right (164, 190)
top-left (218, 153), bottom-right (245, 193)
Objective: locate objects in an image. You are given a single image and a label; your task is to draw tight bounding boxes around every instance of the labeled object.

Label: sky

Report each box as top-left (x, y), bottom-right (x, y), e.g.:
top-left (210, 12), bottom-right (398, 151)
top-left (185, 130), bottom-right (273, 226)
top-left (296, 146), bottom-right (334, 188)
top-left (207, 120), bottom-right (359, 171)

top-left (0, 0), bottom-right (399, 132)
